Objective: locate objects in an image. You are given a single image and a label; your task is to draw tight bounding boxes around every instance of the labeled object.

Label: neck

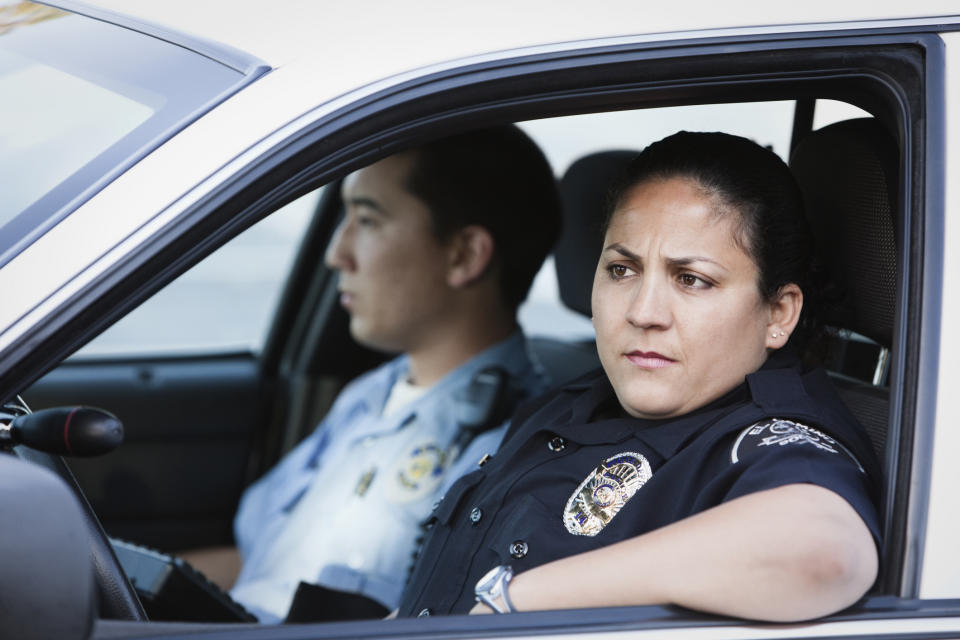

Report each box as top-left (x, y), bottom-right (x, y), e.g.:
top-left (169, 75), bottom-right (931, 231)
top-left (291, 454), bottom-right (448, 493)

top-left (406, 307), bottom-right (517, 387)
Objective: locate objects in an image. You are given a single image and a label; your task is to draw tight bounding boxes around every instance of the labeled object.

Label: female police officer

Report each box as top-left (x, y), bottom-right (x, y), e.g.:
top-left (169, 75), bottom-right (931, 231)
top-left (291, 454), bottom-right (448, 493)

top-left (397, 131), bottom-right (882, 622)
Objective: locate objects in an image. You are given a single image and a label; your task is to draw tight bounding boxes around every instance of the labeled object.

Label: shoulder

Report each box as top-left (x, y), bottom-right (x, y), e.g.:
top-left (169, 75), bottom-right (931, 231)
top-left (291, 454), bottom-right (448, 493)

top-left (729, 417), bottom-right (865, 473)
top-left (744, 360), bottom-right (881, 480)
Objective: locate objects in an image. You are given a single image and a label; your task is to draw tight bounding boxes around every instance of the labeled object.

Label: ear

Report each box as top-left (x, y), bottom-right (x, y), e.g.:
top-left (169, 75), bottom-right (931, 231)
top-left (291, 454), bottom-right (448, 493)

top-left (446, 225), bottom-right (495, 288)
top-left (765, 283), bottom-right (803, 350)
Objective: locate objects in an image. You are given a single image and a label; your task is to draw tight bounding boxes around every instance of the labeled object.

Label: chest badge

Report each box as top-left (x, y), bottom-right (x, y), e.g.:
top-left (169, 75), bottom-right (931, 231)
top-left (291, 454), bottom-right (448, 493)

top-left (563, 452), bottom-right (652, 537)
top-left (384, 443), bottom-right (448, 504)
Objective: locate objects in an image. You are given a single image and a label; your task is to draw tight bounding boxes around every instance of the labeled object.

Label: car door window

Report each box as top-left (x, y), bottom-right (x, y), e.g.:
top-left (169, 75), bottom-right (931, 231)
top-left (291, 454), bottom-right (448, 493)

top-left (74, 189), bottom-right (318, 358)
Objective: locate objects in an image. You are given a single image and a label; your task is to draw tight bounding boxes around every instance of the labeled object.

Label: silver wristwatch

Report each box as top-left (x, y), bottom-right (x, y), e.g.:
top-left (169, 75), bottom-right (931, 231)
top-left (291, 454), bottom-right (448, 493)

top-left (474, 564), bottom-right (516, 613)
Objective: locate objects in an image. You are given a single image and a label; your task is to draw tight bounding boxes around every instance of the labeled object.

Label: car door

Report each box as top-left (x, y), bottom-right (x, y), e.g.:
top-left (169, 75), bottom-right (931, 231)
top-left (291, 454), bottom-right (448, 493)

top-left (21, 191), bottom-right (318, 550)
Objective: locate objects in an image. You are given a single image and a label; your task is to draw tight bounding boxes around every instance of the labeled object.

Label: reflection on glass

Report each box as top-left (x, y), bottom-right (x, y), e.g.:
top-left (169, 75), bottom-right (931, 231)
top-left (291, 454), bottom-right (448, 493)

top-left (0, 48), bottom-right (155, 225)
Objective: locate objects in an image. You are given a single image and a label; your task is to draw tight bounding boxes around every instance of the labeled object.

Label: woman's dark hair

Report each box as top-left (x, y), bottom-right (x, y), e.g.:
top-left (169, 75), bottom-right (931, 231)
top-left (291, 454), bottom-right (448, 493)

top-left (605, 130), bottom-right (823, 351)
top-left (404, 125), bottom-right (561, 311)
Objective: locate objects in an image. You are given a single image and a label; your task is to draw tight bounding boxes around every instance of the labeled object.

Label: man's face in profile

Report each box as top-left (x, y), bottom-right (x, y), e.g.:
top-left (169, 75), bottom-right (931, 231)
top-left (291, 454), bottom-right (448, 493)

top-left (326, 153), bottom-right (455, 354)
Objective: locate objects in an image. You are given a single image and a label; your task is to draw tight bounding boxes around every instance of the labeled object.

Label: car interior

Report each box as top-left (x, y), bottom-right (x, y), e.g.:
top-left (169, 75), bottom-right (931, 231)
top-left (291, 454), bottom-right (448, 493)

top-left (13, 92), bottom-right (907, 630)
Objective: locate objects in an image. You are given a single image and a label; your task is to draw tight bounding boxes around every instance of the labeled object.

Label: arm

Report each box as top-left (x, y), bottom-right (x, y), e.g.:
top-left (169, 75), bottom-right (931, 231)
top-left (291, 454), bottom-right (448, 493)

top-left (472, 483), bottom-right (877, 622)
top-left (178, 546), bottom-right (242, 591)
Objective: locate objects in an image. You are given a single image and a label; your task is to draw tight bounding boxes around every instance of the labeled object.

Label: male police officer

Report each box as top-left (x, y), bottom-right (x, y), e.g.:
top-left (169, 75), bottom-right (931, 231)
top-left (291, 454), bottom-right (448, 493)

top-left (186, 125), bottom-right (561, 623)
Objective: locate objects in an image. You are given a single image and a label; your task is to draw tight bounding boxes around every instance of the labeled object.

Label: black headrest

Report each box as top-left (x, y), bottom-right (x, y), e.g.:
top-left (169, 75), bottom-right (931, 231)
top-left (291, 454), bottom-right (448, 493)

top-left (555, 150), bottom-right (637, 316)
top-left (790, 118), bottom-right (899, 347)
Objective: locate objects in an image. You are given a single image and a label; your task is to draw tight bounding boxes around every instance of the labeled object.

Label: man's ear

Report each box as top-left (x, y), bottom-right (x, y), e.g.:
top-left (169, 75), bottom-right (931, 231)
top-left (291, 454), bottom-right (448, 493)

top-left (765, 283), bottom-right (803, 350)
top-left (447, 225), bottom-right (495, 288)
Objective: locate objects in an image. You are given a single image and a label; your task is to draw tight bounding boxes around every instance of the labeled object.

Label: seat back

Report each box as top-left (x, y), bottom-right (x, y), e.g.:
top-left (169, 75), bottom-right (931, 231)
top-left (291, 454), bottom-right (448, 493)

top-left (528, 151), bottom-right (638, 384)
top-left (555, 150), bottom-right (638, 317)
top-left (789, 118), bottom-right (899, 461)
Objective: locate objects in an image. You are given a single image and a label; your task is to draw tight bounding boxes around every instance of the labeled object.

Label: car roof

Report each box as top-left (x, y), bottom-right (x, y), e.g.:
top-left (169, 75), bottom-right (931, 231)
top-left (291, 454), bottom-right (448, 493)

top-left (72, 0), bottom-right (960, 69)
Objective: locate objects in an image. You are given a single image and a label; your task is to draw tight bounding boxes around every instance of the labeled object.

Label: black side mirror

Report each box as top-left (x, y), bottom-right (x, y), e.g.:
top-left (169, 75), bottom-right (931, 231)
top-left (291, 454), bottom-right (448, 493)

top-left (2, 407), bottom-right (123, 457)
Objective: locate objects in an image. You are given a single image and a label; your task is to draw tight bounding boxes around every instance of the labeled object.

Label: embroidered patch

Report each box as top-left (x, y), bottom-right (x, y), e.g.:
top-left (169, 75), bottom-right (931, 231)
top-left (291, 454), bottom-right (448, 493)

top-left (384, 443), bottom-right (448, 503)
top-left (563, 452), bottom-right (652, 537)
top-left (730, 418), bottom-right (864, 473)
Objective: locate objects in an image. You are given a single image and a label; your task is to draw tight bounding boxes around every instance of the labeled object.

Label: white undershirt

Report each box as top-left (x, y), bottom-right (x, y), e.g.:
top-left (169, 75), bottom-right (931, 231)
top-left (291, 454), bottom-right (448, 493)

top-left (381, 376), bottom-right (429, 417)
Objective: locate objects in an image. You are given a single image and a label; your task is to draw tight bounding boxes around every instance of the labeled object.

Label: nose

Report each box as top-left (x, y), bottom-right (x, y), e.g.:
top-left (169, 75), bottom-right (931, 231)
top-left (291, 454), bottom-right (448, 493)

top-left (624, 275), bottom-right (672, 330)
top-left (324, 218), bottom-right (355, 272)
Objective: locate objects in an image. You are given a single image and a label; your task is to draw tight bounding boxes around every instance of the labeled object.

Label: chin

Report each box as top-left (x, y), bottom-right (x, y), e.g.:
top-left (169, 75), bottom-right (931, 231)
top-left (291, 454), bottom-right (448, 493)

top-left (618, 389), bottom-right (682, 419)
top-left (349, 323), bottom-right (403, 354)
top-left (623, 403), bottom-right (681, 420)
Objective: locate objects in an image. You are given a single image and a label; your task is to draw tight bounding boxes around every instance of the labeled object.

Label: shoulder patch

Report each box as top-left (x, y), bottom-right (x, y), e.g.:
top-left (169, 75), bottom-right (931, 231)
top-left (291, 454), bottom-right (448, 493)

top-left (730, 418), bottom-right (864, 473)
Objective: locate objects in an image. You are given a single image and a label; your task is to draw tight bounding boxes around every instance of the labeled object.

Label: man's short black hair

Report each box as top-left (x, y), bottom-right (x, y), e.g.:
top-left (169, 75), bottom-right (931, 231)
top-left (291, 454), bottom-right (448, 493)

top-left (404, 125), bottom-right (561, 310)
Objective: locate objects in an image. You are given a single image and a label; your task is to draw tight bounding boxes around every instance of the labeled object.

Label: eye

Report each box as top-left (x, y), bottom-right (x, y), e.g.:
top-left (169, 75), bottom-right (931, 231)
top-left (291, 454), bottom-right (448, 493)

top-left (606, 264), bottom-right (632, 280)
top-left (677, 272), bottom-right (711, 289)
top-left (354, 213), bottom-right (380, 228)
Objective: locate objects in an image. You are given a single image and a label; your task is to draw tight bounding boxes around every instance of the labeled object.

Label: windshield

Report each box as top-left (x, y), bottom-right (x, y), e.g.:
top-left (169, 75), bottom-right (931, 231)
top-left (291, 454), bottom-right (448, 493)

top-left (0, 2), bottom-right (253, 268)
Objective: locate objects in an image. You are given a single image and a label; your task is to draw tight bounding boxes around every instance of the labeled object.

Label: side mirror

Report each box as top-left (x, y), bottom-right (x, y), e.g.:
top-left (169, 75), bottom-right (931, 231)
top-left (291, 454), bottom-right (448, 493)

top-left (0, 455), bottom-right (95, 639)
top-left (2, 406), bottom-right (123, 457)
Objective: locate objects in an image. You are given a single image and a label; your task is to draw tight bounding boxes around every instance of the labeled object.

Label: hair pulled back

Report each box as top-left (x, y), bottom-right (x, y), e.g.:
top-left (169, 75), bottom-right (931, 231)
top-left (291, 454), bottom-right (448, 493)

top-left (606, 131), bottom-right (821, 350)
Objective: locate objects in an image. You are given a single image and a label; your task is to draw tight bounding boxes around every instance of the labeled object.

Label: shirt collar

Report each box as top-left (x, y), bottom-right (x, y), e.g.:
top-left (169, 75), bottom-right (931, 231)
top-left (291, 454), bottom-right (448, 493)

top-left (352, 330), bottom-right (538, 437)
top-left (552, 351), bottom-right (798, 458)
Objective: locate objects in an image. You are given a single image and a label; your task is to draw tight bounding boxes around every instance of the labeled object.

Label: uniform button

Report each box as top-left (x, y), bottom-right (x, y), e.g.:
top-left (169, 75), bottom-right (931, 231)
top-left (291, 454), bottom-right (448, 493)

top-left (548, 436), bottom-right (567, 452)
top-left (509, 540), bottom-right (528, 559)
top-left (418, 608), bottom-right (431, 617)
top-left (469, 507), bottom-right (483, 524)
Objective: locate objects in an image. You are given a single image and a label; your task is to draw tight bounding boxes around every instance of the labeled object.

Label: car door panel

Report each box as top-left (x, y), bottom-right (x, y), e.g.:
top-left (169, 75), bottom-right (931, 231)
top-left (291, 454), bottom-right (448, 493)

top-left (24, 354), bottom-right (266, 550)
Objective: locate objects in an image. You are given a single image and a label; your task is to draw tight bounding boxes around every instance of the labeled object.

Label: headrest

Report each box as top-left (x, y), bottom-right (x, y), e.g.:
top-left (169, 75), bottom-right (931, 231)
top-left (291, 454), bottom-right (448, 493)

top-left (790, 118), bottom-right (899, 347)
top-left (555, 150), bottom-right (637, 316)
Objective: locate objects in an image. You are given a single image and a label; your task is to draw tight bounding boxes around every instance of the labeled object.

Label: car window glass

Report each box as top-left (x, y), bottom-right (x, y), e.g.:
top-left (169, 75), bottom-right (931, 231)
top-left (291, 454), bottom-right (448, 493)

top-left (813, 99), bottom-right (872, 130)
top-left (0, 1), bottom-right (248, 269)
top-left (0, 47), bottom-right (154, 222)
top-left (517, 100), bottom-right (794, 341)
top-left (74, 190), bottom-right (318, 357)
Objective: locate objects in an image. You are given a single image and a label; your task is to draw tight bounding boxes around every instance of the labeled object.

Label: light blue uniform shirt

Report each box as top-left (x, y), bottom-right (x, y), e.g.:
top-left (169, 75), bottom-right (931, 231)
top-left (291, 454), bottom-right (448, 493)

top-left (230, 332), bottom-right (546, 622)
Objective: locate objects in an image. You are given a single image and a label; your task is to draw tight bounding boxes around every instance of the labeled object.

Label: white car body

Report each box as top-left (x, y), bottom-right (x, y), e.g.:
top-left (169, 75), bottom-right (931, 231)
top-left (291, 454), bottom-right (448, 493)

top-left (2, 1), bottom-right (960, 638)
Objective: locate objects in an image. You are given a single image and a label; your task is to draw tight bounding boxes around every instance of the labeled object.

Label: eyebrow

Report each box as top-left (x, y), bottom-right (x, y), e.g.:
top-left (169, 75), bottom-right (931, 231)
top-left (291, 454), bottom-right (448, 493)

top-left (344, 196), bottom-right (389, 216)
top-left (604, 243), bottom-right (728, 271)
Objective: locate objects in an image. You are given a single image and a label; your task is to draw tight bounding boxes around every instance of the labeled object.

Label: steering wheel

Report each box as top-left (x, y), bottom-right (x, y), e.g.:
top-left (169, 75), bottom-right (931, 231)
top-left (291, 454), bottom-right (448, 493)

top-left (5, 400), bottom-right (147, 621)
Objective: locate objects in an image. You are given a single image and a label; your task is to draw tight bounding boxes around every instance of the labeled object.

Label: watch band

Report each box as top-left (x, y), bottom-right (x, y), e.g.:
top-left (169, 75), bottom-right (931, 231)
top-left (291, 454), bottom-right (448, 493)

top-left (474, 564), bottom-right (516, 613)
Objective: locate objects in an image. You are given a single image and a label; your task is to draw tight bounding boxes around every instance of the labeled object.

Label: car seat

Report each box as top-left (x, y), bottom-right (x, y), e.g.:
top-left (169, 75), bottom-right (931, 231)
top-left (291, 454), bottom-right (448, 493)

top-left (789, 117), bottom-right (899, 464)
top-left (527, 151), bottom-right (638, 385)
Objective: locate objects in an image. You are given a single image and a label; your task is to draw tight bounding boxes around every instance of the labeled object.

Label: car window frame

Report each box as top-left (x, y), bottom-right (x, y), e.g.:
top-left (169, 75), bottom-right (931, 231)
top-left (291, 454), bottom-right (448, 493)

top-left (2, 26), bottom-right (950, 636)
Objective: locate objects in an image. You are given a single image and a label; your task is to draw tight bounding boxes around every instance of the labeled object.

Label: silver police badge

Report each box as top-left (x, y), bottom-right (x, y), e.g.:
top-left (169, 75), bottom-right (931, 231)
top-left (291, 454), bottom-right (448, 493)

top-left (563, 452), bottom-right (652, 536)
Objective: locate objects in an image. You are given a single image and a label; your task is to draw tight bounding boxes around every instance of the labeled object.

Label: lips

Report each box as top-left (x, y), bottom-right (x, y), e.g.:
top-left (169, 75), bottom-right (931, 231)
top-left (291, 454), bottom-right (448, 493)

top-left (338, 291), bottom-right (355, 310)
top-left (625, 351), bottom-right (675, 369)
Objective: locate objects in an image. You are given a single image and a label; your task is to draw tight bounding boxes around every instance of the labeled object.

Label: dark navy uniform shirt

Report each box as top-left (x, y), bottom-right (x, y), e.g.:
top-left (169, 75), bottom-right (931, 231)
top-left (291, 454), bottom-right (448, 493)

top-left (398, 352), bottom-right (882, 617)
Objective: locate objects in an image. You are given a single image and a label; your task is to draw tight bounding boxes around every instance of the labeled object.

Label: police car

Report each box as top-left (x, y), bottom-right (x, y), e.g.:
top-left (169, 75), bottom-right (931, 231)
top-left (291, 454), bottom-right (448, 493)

top-left (1, 0), bottom-right (959, 638)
